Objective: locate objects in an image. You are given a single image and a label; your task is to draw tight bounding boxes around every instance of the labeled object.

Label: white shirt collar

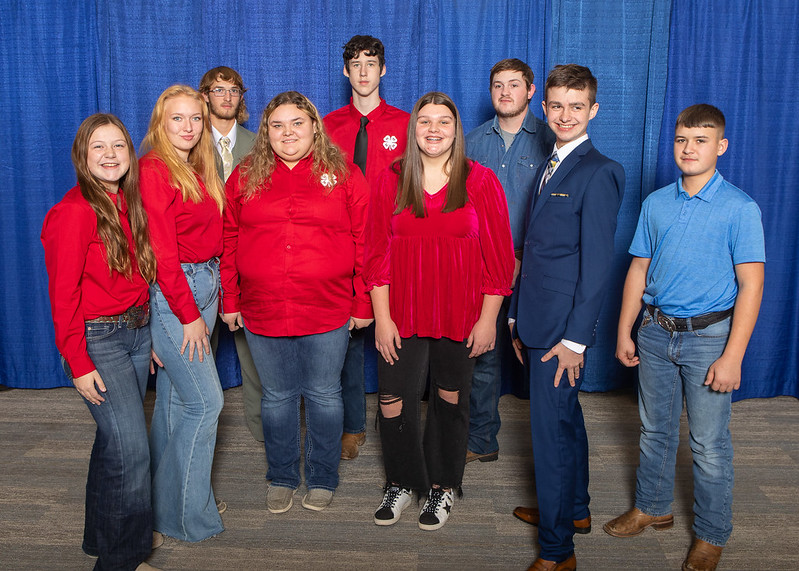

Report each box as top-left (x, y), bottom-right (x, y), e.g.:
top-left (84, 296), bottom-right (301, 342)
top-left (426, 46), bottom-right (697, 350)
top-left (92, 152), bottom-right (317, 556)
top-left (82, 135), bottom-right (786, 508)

top-left (550, 133), bottom-right (589, 165)
top-left (212, 124), bottom-right (238, 151)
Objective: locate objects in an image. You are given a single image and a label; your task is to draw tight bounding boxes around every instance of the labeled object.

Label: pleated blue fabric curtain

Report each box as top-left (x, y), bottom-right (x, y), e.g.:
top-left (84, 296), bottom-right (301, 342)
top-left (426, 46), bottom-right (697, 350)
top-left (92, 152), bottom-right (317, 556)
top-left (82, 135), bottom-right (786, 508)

top-left (655, 0), bottom-right (799, 400)
top-left (2, 1), bottom-right (797, 400)
top-left (547, 0), bottom-right (673, 392)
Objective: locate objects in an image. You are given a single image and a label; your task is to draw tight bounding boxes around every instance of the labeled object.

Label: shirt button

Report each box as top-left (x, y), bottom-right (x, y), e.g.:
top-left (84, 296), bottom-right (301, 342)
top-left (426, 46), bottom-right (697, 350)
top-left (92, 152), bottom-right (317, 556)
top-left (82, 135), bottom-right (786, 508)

top-left (501, 164), bottom-right (506, 168)
top-left (286, 245), bottom-right (291, 250)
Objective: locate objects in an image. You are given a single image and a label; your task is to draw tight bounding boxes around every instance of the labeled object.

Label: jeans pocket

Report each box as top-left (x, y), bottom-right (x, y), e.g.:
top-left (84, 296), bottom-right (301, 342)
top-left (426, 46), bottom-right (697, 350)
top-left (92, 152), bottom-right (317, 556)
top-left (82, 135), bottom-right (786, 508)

top-left (640, 312), bottom-right (653, 329)
top-left (85, 321), bottom-right (118, 342)
top-left (693, 316), bottom-right (731, 338)
top-left (189, 266), bottom-right (220, 311)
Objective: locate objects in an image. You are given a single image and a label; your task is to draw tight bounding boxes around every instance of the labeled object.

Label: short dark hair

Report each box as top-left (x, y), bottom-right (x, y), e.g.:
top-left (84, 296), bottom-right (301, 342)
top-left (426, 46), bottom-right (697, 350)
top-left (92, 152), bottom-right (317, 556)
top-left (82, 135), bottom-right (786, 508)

top-left (675, 104), bottom-right (726, 136)
top-left (490, 58), bottom-right (534, 90)
top-left (544, 64), bottom-right (598, 105)
top-left (342, 35), bottom-right (385, 69)
top-left (198, 66), bottom-right (249, 123)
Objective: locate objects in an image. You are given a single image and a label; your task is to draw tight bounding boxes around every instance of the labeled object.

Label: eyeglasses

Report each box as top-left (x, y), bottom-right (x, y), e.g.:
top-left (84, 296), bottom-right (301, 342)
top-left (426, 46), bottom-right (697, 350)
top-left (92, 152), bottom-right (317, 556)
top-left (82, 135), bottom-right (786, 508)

top-left (209, 88), bottom-right (242, 97)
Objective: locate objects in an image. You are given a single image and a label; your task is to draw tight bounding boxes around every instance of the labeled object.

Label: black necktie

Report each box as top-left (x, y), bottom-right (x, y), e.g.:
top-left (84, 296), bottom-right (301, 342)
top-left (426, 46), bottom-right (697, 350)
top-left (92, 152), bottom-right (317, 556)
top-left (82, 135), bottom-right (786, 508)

top-left (353, 116), bottom-right (369, 175)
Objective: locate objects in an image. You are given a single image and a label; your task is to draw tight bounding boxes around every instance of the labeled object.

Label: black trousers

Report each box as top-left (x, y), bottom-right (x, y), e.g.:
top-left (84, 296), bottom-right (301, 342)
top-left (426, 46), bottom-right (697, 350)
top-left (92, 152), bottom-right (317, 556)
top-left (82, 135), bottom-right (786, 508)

top-left (378, 335), bottom-right (474, 491)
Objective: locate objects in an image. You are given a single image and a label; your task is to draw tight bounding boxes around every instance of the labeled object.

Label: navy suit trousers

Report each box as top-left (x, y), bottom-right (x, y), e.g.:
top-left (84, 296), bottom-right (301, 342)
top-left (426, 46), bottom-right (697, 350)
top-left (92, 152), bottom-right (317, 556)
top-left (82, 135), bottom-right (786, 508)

top-left (525, 346), bottom-right (590, 561)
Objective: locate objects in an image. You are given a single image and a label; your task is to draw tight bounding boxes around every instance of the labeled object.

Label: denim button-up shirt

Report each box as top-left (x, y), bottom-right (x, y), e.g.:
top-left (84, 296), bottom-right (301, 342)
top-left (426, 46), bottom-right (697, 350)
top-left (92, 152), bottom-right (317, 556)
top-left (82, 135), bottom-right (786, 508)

top-left (466, 110), bottom-right (554, 248)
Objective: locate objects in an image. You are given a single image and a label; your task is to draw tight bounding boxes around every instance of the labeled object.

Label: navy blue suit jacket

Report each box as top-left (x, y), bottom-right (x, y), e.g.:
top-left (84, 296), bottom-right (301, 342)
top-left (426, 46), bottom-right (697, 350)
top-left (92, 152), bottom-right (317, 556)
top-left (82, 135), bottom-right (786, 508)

top-left (509, 139), bottom-right (625, 349)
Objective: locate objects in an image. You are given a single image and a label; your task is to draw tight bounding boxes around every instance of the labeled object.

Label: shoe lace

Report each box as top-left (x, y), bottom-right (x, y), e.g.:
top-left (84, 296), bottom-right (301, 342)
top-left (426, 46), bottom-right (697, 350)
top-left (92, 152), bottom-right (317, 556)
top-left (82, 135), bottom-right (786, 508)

top-left (381, 485), bottom-right (407, 509)
top-left (422, 488), bottom-right (447, 514)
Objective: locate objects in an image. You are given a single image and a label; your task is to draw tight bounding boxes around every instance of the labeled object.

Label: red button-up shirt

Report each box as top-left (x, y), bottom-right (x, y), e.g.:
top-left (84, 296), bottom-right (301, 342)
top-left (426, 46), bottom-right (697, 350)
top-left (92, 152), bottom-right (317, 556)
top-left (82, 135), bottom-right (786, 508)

top-left (221, 154), bottom-right (373, 336)
top-left (42, 186), bottom-right (149, 377)
top-left (139, 152), bottom-right (223, 324)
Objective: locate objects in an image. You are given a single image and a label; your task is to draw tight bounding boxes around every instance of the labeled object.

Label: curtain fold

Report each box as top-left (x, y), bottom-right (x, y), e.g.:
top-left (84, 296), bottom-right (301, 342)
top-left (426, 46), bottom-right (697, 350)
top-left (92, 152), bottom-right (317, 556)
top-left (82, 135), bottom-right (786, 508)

top-left (1, 1), bottom-right (796, 401)
top-left (655, 0), bottom-right (799, 400)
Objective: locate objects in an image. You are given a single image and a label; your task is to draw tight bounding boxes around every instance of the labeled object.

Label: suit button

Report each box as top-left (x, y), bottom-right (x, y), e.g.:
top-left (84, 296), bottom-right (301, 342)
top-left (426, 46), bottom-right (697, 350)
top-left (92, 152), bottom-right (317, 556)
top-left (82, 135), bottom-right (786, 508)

top-left (522, 274), bottom-right (527, 279)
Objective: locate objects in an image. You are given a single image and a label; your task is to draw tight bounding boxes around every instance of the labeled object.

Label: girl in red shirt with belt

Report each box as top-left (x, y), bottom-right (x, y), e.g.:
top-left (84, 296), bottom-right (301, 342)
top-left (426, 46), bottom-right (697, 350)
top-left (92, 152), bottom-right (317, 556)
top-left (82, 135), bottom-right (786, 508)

top-left (365, 92), bottom-right (514, 531)
top-left (139, 85), bottom-right (226, 543)
top-left (220, 91), bottom-right (372, 513)
top-left (42, 114), bottom-right (159, 569)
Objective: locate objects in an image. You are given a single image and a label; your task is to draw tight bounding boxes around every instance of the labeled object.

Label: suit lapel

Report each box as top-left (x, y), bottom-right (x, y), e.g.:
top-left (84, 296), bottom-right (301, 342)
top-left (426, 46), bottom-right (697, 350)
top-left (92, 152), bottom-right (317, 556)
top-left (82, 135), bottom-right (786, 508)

top-left (530, 140), bottom-right (593, 222)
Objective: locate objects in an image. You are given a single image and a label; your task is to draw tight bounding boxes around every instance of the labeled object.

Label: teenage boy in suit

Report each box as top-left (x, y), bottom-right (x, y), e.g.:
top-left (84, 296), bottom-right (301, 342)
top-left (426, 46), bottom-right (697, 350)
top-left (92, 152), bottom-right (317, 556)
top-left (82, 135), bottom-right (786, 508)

top-left (509, 64), bottom-right (625, 571)
top-left (324, 35), bottom-right (409, 461)
top-left (604, 104), bottom-right (764, 571)
top-left (199, 66), bottom-right (261, 442)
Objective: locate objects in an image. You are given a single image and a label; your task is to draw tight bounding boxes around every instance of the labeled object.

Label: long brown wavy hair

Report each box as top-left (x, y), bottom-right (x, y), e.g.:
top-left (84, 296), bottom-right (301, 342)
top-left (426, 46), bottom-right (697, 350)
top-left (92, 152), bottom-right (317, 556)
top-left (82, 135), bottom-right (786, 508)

top-left (140, 84), bottom-right (224, 212)
top-left (395, 92), bottom-right (470, 217)
top-left (239, 91), bottom-right (348, 198)
top-left (71, 113), bottom-right (157, 282)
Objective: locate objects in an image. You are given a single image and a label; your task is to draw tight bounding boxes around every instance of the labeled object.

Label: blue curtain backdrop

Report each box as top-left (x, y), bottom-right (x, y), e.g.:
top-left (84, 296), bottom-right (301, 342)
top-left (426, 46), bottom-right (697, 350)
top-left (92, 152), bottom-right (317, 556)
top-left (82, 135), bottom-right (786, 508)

top-left (1, 1), bottom-right (797, 402)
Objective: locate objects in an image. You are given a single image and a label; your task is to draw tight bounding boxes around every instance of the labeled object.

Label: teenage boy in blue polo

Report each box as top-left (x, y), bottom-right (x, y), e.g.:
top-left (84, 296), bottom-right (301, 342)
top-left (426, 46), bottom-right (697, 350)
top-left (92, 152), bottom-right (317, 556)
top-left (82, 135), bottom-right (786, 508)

top-left (604, 104), bottom-right (765, 571)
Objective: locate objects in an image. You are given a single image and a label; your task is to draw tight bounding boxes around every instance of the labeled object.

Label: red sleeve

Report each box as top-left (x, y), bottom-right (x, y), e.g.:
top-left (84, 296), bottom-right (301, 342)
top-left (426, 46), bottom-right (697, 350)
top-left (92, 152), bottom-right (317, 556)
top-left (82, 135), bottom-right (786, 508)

top-left (139, 158), bottom-right (201, 324)
top-left (220, 167), bottom-right (242, 314)
top-left (345, 167), bottom-right (374, 319)
top-left (41, 200), bottom-right (95, 378)
top-left (471, 164), bottom-right (515, 296)
top-left (363, 167), bottom-right (397, 291)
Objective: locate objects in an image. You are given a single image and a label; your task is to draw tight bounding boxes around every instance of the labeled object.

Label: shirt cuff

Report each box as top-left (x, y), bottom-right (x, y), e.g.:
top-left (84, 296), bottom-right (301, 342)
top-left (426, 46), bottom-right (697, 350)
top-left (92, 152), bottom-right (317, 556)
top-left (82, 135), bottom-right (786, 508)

top-left (561, 338), bottom-right (586, 354)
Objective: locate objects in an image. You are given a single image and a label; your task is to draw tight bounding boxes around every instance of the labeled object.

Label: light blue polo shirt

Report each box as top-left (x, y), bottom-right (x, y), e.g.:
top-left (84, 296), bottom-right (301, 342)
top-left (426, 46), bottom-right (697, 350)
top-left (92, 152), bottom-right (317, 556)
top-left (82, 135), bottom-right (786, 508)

top-left (629, 171), bottom-right (765, 317)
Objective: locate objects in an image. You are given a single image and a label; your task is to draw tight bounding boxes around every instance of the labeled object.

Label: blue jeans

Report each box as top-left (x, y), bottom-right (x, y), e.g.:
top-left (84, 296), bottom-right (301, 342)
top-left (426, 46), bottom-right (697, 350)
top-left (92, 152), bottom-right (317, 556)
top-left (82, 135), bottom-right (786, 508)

top-left (468, 298), bottom-right (510, 454)
top-left (341, 326), bottom-right (367, 434)
top-left (245, 323), bottom-right (349, 491)
top-left (75, 318), bottom-right (152, 571)
top-left (635, 309), bottom-right (734, 546)
top-left (149, 260), bottom-right (224, 542)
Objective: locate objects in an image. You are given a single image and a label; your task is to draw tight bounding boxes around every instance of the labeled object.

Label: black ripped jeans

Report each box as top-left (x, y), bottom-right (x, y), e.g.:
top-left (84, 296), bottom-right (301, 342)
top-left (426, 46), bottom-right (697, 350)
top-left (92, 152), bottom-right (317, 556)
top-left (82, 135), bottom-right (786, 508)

top-left (377, 335), bottom-right (474, 492)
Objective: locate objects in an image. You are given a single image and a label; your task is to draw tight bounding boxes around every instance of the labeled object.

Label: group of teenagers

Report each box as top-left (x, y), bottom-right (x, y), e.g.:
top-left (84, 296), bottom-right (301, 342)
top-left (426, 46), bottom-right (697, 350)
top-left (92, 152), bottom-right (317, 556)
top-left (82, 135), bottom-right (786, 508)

top-left (42, 33), bottom-right (765, 571)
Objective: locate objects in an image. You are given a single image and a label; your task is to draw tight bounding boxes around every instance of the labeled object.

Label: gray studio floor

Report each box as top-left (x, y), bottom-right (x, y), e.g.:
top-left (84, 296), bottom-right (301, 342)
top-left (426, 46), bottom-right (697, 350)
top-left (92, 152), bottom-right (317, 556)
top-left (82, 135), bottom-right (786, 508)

top-left (1, 384), bottom-right (797, 570)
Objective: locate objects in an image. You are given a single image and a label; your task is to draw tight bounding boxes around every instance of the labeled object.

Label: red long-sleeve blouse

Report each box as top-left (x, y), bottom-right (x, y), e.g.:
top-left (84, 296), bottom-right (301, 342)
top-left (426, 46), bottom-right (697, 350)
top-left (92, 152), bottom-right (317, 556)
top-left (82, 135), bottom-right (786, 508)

top-left (363, 161), bottom-right (514, 342)
top-left (220, 153), bottom-right (373, 337)
top-left (139, 152), bottom-right (223, 324)
top-left (41, 186), bottom-right (149, 378)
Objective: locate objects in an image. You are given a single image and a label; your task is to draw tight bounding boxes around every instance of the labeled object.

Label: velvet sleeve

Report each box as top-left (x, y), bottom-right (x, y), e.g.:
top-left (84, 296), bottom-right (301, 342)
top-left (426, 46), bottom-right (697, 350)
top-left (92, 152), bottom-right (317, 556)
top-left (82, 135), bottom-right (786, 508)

top-left (139, 158), bottom-right (201, 324)
top-left (220, 167), bottom-right (242, 314)
top-left (471, 165), bottom-right (515, 297)
top-left (41, 200), bottom-right (95, 378)
top-left (346, 167), bottom-right (374, 319)
top-left (363, 167), bottom-right (397, 291)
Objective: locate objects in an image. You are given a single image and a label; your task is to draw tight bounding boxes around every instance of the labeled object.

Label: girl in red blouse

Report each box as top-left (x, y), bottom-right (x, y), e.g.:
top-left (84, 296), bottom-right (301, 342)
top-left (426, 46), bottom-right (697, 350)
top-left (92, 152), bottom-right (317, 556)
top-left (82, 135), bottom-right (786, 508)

top-left (42, 113), bottom-right (158, 569)
top-left (139, 85), bottom-right (227, 543)
top-left (364, 92), bottom-right (514, 530)
top-left (220, 91), bottom-right (372, 513)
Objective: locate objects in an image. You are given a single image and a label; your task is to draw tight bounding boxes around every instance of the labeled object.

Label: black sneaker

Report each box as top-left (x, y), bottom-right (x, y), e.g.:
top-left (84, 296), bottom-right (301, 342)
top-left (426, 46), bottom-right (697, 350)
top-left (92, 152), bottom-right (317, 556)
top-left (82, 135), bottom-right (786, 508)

top-left (418, 487), bottom-right (453, 530)
top-left (374, 484), bottom-right (413, 526)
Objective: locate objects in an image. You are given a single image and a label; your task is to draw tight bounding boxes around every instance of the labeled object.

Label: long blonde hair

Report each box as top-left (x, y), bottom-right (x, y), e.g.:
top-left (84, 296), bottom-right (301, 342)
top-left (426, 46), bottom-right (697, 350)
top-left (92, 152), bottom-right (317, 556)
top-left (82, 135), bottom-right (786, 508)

top-left (140, 84), bottom-right (224, 212)
top-left (239, 91), bottom-right (348, 198)
top-left (72, 113), bottom-right (157, 282)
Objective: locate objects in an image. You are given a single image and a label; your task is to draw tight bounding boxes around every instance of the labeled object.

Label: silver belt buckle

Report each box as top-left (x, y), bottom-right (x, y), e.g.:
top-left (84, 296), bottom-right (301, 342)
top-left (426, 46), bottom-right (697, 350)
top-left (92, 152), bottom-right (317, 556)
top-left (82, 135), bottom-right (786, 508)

top-left (656, 312), bottom-right (675, 333)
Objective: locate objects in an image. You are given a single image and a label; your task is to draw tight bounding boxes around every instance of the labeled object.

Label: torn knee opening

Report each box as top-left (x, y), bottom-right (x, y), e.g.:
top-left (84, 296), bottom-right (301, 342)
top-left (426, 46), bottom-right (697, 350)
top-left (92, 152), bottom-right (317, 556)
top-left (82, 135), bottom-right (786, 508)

top-left (437, 388), bottom-right (459, 405)
top-left (379, 393), bottom-right (403, 418)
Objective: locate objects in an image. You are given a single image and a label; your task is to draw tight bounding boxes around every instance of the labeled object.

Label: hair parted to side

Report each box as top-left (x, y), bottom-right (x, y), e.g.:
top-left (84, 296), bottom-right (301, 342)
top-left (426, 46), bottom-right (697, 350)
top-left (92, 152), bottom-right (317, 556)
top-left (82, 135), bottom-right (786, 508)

top-left (239, 91), bottom-right (348, 199)
top-left (675, 104), bottom-right (726, 136)
top-left (199, 66), bottom-right (249, 123)
top-left (490, 58), bottom-right (535, 90)
top-left (140, 84), bottom-right (224, 213)
top-left (395, 92), bottom-right (470, 218)
top-left (544, 64), bottom-right (598, 105)
top-left (343, 35), bottom-right (385, 69)
top-left (72, 113), bottom-right (157, 283)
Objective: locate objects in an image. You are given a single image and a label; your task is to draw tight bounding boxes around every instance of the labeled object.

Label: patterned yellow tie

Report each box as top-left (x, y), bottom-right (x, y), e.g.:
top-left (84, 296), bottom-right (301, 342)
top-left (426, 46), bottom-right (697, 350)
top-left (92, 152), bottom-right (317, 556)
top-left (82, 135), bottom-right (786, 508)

top-left (220, 137), bottom-right (233, 181)
top-left (539, 151), bottom-right (559, 194)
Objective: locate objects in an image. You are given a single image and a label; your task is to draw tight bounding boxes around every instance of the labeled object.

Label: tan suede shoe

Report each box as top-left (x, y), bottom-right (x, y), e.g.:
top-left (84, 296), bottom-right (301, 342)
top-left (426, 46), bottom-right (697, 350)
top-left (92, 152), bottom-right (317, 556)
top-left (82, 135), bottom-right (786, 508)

top-left (603, 507), bottom-right (674, 537)
top-left (527, 554), bottom-right (576, 571)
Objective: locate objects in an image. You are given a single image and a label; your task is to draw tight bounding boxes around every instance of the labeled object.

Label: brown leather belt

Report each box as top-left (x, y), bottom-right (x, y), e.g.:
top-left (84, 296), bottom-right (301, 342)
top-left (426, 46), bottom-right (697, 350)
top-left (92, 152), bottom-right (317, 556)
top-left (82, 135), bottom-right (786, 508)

top-left (86, 302), bottom-right (150, 329)
top-left (646, 304), bottom-right (732, 333)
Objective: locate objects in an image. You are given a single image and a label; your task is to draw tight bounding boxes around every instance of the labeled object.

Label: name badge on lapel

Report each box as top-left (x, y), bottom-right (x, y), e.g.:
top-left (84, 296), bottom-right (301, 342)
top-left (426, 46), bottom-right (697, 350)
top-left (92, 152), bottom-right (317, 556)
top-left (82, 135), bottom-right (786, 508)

top-left (550, 192), bottom-right (570, 198)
